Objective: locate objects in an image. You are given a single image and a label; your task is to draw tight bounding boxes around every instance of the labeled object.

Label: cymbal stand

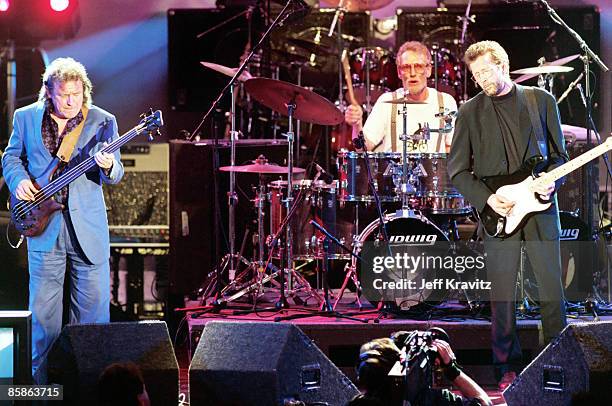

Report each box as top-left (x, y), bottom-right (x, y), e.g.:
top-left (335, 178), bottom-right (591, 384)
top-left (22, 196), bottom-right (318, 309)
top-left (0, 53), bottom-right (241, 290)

top-left (397, 98), bottom-right (418, 217)
top-left (275, 99), bottom-right (297, 308)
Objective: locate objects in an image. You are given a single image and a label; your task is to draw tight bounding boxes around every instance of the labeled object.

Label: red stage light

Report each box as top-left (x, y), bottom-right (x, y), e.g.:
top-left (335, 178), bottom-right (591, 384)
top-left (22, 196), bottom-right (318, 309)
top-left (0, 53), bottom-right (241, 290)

top-left (50, 0), bottom-right (69, 12)
top-left (0, 0), bottom-right (9, 12)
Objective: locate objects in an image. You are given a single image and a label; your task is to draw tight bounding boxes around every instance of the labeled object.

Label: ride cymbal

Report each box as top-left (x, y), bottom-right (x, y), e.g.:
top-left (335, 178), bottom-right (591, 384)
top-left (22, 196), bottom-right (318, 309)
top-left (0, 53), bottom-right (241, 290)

top-left (244, 78), bottom-right (344, 126)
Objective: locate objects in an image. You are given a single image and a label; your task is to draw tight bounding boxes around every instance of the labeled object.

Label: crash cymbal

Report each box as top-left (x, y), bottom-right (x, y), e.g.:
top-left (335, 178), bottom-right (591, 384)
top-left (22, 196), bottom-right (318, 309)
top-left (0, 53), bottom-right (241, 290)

top-left (512, 54), bottom-right (580, 83)
top-left (511, 66), bottom-right (574, 75)
top-left (219, 163), bottom-right (306, 174)
top-left (244, 78), bottom-right (344, 126)
top-left (382, 98), bottom-right (429, 105)
top-left (320, 0), bottom-right (394, 12)
top-left (200, 62), bottom-right (253, 82)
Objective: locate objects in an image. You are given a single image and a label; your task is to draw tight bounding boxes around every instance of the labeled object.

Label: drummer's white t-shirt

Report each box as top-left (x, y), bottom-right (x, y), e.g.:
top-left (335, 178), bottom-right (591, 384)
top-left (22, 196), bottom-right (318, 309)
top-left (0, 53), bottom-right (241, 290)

top-left (362, 87), bottom-right (458, 153)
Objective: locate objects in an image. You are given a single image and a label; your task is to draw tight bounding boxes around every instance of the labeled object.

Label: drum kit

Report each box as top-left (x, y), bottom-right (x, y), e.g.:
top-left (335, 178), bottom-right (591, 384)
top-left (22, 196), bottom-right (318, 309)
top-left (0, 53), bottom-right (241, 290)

top-left (192, 0), bottom-right (482, 310)
top-left (194, 59), bottom-right (477, 309)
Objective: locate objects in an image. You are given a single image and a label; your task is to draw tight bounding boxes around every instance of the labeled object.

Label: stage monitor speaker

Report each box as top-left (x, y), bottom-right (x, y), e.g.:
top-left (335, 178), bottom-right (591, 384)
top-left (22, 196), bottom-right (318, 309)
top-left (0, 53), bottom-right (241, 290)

top-left (503, 321), bottom-right (612, 406)
top-left (189, 321), bottom-right (359, 406)
top-left (46, 321), bottom-right (179, 405)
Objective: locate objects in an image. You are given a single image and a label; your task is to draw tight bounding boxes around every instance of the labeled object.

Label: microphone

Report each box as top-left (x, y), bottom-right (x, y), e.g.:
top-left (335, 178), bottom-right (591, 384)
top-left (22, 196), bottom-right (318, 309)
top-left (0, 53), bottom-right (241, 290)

top-left (314, 163), bottom-right (333, 184)
top-left (557, 72), bottom-right (584, 105)
top-left (353, 131), bottom-right (366, 150)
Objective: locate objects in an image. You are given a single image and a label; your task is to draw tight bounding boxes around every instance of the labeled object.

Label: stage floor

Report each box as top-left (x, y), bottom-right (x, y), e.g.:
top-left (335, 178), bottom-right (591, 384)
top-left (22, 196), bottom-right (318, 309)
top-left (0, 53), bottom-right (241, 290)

top-left (177, 289), bottom-right (608, 405)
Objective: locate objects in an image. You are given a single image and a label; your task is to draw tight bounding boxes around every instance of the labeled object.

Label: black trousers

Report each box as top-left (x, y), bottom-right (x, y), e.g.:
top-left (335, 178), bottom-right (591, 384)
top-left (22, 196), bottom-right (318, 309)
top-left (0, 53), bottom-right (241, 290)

top-left (484, 209), bottom-right (567, 379)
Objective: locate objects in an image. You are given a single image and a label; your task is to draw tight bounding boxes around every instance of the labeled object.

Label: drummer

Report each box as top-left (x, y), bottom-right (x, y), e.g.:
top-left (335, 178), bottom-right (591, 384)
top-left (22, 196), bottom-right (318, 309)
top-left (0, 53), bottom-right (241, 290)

top-left (345, 41), bottom-right (458, 153)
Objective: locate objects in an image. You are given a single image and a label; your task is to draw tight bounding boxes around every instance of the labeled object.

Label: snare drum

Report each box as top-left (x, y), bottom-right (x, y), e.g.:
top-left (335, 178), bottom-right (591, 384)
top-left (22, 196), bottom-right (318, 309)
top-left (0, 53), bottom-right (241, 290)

top-left (337, 150), bottom-right (405, 202)
top-left (414, 153), bottom-right (470, 215)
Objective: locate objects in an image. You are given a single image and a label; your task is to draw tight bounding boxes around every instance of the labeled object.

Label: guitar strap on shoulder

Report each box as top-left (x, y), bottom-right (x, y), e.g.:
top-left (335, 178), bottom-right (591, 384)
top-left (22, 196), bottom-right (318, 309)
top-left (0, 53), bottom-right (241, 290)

top-left (56, 107), bottom-right (89, 163)
top-left (390, 91), bottom-right (397, 152)
top-left (436, 90), bottom-right (445, 152)
top-left (521, 86), bottom-right (547, 158)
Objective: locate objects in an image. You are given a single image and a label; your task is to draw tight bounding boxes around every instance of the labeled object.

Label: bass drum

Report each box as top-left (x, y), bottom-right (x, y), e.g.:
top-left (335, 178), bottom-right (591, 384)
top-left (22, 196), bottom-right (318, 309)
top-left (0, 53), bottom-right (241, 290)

top-left (352, 213), bottom-right (449, 308)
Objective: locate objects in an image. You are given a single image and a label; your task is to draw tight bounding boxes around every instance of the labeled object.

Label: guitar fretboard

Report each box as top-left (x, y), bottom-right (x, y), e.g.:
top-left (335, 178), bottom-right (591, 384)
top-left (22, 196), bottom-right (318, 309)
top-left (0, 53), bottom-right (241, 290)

top-left (533, 140), bottom-right (611, 189)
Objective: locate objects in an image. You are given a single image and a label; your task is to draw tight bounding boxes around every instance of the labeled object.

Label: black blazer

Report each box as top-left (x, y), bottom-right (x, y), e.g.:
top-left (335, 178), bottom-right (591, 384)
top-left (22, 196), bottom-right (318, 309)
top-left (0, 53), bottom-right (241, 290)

top-left (448, 84), bottom-right (568, 214)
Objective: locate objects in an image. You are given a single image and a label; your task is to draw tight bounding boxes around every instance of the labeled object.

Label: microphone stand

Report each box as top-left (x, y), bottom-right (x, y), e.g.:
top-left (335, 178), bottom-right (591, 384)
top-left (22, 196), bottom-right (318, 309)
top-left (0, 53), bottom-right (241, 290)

top-left (538, 0), bottom-right (609, 242)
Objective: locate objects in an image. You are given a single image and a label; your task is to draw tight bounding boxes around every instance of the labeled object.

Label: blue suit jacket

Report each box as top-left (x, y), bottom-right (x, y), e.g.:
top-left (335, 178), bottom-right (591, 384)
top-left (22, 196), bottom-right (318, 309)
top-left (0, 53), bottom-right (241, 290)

top-left (2, 101), bottom-right (124, 264)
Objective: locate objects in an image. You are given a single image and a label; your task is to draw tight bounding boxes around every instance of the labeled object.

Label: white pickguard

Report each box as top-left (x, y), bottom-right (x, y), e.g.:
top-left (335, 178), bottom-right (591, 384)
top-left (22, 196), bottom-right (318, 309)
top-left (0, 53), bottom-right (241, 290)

top-left (495, 176), bottom-right (552, 235)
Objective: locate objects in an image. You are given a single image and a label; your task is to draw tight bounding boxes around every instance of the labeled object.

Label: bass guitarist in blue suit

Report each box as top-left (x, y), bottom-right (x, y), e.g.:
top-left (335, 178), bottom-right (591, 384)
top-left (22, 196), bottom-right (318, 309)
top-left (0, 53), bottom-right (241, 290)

top-left (1, 57), bottom-right (124, 382)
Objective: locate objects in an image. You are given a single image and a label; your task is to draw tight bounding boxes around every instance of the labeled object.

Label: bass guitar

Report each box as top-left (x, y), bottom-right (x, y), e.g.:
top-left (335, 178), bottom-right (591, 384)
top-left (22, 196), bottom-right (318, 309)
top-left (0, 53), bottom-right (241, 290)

top-left (8, 109), bottom-right (164, 237)
top-left (480, 136), bottom-right (612, 238)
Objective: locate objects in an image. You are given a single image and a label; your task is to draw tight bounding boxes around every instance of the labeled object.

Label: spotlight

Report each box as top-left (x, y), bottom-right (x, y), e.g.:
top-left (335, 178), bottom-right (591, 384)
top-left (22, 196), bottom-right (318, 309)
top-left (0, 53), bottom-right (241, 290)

top-left (0, 0), bottom-right (9, 12)
top-left (50, 0), bottom-right (69, 12)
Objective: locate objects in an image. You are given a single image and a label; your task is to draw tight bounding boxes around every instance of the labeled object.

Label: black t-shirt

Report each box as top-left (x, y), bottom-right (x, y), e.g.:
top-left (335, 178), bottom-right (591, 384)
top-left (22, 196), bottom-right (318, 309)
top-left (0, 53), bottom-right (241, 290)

top-left (490, 85), bottom-right (522, 173)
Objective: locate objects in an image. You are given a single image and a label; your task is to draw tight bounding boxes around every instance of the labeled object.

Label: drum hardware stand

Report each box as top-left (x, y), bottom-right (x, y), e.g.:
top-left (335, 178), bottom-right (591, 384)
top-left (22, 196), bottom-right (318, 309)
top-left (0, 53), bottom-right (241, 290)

top-left (187, 0), bottom-right (307, 305)
top-left (516, 242), bottom-right (536, 314)
top-left (334, 132), bottom-right (394, 311)
top-left (457, 0), bottom-right (474, 102)
top-left (275, 221), bottom-right (368, 323)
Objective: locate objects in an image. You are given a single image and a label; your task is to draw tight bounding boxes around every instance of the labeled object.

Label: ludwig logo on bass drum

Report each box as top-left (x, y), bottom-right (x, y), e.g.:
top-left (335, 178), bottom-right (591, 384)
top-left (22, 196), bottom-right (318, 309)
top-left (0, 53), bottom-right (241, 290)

top-left (389, 234), bottom-right (438, 245)
top-left (560, 228), bottom-right (580, 241)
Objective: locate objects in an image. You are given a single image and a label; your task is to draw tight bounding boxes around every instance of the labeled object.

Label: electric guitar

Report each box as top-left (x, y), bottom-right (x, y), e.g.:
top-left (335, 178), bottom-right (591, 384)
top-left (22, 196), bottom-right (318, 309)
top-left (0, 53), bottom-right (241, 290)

top-left (8, 109), bottom-right (164, 237)
top-left (480, 136), bottom-right (612, 238)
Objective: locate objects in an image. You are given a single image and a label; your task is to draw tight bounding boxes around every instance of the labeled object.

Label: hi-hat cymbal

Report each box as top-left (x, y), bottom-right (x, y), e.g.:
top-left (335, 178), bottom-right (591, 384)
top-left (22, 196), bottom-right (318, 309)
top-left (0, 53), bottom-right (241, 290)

top-left (382, 98), bottom-right (429, 105)
top-left (244, 78), bottom-right (344, 126)
top-left (200, 62), bottom-right (253, 82)
top-left (320, 0), bottom-right (394, 12)
top-left (511, 66), bottom-right (574, 75)
top-left (219, 163), bottom-right (306, 174)
top-left (512, 54), bottom-right (580, 83)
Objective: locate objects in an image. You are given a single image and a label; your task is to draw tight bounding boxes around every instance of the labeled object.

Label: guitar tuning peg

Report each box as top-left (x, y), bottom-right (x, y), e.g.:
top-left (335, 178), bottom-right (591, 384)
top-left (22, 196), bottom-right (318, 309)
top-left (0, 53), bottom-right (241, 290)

top-left (149, 108), bottom-right (154, 115)
top-left (140, 113), bottom-right (146, 119)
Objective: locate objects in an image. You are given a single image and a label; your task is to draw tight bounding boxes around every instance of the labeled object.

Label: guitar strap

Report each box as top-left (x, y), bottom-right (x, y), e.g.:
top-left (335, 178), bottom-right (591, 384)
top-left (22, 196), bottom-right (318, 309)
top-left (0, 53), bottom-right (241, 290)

top-left (56, 107), bottom-right (89, 163)
top-left (520, 86), bottom-right (548, 158)
top-left (390, 91), bottom-right (397, 152)
top-left (436, 90), bottom-right (445, 152)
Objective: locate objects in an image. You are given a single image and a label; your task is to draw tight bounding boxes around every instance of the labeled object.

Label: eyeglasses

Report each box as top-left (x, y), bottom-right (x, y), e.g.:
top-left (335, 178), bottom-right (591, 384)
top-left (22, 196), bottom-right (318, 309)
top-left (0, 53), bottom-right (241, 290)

top-left (470, 67), bottom-right (498, 84)
top-left (398, 63), bottom-right (430, 74)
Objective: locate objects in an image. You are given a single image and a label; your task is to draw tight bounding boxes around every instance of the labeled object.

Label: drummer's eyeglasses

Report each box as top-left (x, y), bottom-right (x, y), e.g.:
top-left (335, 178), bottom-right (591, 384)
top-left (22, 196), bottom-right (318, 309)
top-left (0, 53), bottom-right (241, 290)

top-left (398, 63), bottom-right (430, 74)
top-left (471, 67), bottom-right (497, 84)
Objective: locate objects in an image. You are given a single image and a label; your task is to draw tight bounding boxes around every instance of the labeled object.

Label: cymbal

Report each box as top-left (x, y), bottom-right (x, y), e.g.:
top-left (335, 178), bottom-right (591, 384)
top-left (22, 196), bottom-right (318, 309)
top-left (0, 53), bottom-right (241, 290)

top-left (244, 78), bottom-right (344, 126)
top-left (200, 62), bottom-right (253, 82)
top-left (512, 54), bottom-right (580, 83)
top-left (320, 0), bottom-right (394, 12)
top-left (288, 38), bottom-right (336, 56)
top-left (511, 66), bottom-right (574, 75)
top-left (219, 163), bottom-right (306, 174)
top-left (382, 98), bottom-right (429, 105)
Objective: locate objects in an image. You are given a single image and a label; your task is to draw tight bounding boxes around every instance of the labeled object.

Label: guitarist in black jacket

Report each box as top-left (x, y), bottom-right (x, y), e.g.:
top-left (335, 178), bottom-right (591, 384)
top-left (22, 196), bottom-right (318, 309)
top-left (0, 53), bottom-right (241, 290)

top-left (448, 41), bottom-right (568, 390)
